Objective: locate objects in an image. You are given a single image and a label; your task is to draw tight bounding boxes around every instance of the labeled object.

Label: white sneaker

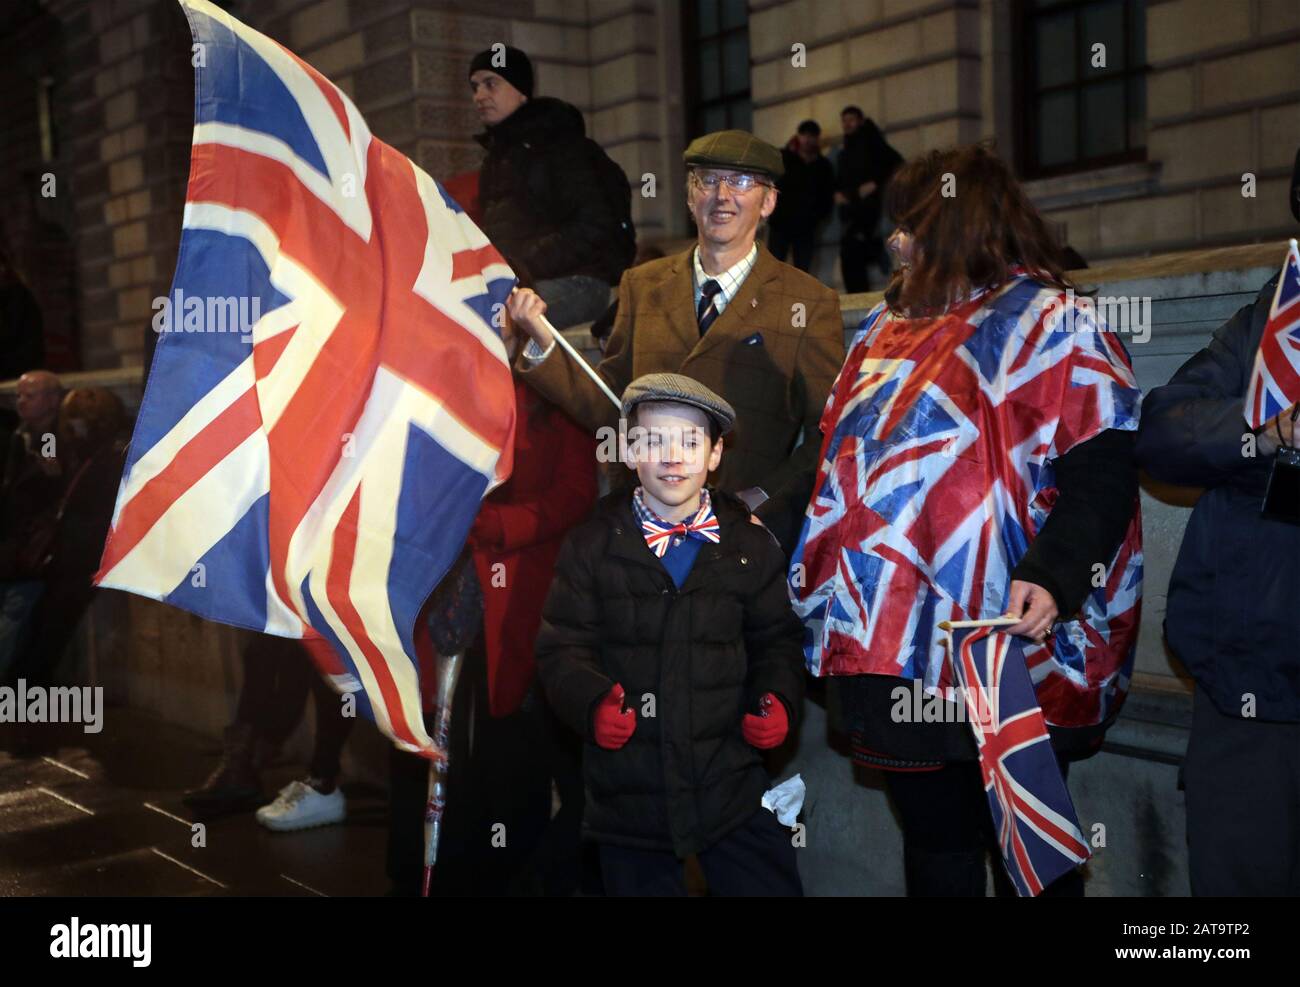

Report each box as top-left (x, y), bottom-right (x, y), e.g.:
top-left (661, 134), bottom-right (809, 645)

top-left (255, 780), bottom-right (346, 832)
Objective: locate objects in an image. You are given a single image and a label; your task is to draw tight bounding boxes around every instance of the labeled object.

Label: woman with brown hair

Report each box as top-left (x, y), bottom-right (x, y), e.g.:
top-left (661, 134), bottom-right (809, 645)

top-left (789, 144), bottom-right (1144, 896)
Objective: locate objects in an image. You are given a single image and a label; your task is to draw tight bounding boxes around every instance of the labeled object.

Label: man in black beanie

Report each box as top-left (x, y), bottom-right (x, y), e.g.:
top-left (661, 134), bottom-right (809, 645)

top-left (468, 45), bottom-right (634, 328)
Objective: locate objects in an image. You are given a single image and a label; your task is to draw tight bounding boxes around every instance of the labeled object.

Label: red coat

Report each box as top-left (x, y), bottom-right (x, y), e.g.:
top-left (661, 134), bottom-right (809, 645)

top-left (470, 378), bottom-right (597, 716)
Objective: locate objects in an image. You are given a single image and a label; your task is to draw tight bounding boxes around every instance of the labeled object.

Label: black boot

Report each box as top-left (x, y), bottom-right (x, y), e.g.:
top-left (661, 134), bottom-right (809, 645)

top-left (182, 722), bottom-right (264, 815)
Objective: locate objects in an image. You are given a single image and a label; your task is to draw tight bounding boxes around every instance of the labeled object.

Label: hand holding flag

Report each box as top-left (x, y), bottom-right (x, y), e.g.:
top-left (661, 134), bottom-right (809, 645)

top-left (941, 619), bottom-right (1091, 897)
top-left (1245, 239), bottom-right (1300, 430)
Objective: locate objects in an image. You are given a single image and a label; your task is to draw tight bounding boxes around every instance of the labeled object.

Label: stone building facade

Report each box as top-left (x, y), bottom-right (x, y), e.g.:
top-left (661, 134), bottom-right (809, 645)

top-left (2, 0), bottom-right (1295, 373)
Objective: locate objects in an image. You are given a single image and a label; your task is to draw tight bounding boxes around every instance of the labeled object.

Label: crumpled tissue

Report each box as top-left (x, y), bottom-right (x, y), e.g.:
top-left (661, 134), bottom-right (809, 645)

top-left (761, 773), bottom-right (805, 827)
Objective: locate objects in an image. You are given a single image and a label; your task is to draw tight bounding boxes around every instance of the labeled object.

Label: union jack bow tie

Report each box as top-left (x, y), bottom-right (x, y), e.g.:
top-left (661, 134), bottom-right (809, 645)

top-left (641, 509), bottom-right (720, 558)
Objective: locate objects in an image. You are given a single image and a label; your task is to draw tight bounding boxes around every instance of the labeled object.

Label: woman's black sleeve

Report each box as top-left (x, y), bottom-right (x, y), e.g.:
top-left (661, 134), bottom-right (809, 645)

top-left (1010, 428), bottom-right (1138, 618)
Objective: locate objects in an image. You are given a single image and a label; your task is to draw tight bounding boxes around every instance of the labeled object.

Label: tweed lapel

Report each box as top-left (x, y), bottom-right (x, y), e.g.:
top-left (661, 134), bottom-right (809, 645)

top-left (688, 245), bottom-right (781, 363)
top-left (645, 248), bottom-right (700, 358)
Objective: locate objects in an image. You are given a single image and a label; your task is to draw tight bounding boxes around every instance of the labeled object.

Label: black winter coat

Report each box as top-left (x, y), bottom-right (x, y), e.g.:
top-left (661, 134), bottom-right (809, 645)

top-left (770, 149), bottom-right (835, 235)
top-left (835, 119), bottom-right (902, 233)
top-left (475, 97), bottom-right (629, 286)
top-left (1136, 275), bottom-right (1300, 722)
top-left (534, 489), bottom-right (805, 856)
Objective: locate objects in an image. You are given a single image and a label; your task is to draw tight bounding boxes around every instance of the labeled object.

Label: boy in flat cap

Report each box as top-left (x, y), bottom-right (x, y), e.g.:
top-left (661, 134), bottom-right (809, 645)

top-left (468, 45), bottom-right (634, 328)
top-left (509, 129), bottom-right (845, 555)
top-left (534, 373), bottom-right (805, 895)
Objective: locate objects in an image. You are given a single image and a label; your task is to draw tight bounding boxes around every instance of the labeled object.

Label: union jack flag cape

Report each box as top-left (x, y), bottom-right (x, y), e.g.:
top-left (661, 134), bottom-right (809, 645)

top-left (790, 273), bottom-right (1143, 726)
top-left (1244, 239), bottom-right (1300, 429)
top-left (945, 620), bottom-right (1090, 896)
top-left (95, 0), bottom-right (516, 757)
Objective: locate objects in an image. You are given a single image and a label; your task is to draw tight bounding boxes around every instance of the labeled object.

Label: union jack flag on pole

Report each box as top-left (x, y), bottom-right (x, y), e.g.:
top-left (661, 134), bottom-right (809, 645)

top-left (95, 0), bottom-right (516, 758)
top-left (1244, 239), bottom-right (1300, 429)
top-left (944, 620), bottom-right (1090, 897)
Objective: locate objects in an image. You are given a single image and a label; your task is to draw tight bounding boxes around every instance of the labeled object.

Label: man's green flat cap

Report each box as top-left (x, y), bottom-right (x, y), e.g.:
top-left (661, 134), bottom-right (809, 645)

top-left (683, 130), bottom-right (783, 180)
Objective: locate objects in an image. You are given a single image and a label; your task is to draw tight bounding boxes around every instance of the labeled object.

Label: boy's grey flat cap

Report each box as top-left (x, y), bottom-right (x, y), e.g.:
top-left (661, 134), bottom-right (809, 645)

top-left (621, 373), bottom-right (736, 435)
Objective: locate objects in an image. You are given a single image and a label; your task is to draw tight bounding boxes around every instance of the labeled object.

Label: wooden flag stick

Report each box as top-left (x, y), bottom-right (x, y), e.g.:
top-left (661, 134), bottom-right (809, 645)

top-left (536, 314), bottom-right (622, 411)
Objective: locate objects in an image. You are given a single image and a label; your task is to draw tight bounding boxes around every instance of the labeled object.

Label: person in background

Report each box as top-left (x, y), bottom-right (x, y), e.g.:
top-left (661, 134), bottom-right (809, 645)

top-left (182, 633), bottom-right (356, 831)
top-left (767, 120), bottom-right (835, 273)
top-left (0, 246), bottom-right (45, 381)
top-left (470, 45), bottom-right (634, 328)
top-left (1134, 149), bottom-right (1300, 895)
top-left (0, 371), bottom-right (64, 683)
top-left (386, 298), bottom-right (599, 896)
top-left (835, 107), bottom-right (902, 293)
top-left (7, 388), bottom-right (127, 753)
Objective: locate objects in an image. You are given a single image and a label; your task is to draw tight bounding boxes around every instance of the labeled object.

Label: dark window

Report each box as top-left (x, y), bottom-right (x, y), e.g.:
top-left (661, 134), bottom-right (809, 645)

top-left (1017, 0), bottom-right (1147, 177)
top-left (682, 0), bottom-right (751, 139)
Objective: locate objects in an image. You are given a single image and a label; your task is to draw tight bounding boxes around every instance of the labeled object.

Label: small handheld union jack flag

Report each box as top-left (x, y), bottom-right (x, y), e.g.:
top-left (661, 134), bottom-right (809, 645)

top-left (1244, 239), bottom-right (1300, 430)
top-left (944, 619), bottom-right (1090, 897)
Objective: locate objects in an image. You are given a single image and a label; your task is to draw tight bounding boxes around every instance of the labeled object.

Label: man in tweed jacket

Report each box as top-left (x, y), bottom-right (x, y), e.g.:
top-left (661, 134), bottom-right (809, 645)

top-left (508, 130), bottom-right (845, 543)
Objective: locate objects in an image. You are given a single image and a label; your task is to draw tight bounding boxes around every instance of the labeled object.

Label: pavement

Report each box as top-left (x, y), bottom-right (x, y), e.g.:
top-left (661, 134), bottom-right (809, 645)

top-left (0, 707), bottom-right (391, 896)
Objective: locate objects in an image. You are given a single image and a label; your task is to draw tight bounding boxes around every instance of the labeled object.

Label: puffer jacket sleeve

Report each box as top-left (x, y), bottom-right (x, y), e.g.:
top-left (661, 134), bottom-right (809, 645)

top-left (534, 525), bottom-right (614, 739)
top-left (515, 139), bottom-right (625, 283)
top-left (1136, 279), bottom-right (1276, 492)
top-left (741, 533), bottom-right (806, 725)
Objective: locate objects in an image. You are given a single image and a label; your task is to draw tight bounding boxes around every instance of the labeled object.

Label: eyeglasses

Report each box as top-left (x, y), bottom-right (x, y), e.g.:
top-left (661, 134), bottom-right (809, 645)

top-left (689, 170), bottom-right (772, 192)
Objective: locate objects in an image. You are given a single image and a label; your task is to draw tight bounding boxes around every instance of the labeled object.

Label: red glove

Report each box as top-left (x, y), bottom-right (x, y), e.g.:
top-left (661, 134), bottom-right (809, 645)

top-left (742, 693), bottom-right (789, 749)
top-left (592, 684), bottom-right (636, 750)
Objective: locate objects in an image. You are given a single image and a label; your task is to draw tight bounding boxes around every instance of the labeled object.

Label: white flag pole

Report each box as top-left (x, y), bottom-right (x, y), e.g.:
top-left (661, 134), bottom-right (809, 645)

top-left (536, 314), bottom-right (622, 411)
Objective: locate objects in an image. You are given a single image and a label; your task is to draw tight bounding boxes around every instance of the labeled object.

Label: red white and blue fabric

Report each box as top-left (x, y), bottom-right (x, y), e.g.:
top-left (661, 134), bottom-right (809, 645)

top-left (947, 622), bottom-right (1090, 896)
top-left (1244, 239), bottom-right (1300, 429)
top-left (633, 487), bottom-right (720, 557)
top-left (789, 274), bottom-right (1143, 730)
top-left (94, 0), bottom-right (516, 758)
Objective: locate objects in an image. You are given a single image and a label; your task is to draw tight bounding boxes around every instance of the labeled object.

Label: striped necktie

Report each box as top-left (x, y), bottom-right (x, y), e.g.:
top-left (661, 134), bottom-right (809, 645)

top-left (697, 278), bottom-right (722, 336)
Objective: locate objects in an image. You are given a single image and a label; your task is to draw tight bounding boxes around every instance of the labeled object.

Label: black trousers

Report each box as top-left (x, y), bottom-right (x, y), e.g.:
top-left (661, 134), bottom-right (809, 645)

top-left (884, 760), bottom-right (1084, 897)
top-left (235, 634), bottom-right (354, 783)
top-left (840, 224), bottom-right (891, 293)
top-left (768, 226), bottom-right (817, 273)
top-left (599, 807), bottom-right (803, 897)
top-left (1185, 685), bottom-right (1300, 895)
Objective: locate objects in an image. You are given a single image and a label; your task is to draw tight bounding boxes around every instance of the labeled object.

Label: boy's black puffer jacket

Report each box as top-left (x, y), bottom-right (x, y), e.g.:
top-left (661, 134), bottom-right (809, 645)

top-left (535, 489), bottom-right (805, 857)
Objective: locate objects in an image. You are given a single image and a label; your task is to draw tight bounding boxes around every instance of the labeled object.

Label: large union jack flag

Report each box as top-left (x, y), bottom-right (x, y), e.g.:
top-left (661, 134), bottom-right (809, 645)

top-left (947, 620), bottom-right (1090, 896)
top-left (94, 0), bottom-right (516, 757)
top-left (1244, 239), bottom-right (1300, 429)
top-left (790, 275), bottom-right (1143, 730)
